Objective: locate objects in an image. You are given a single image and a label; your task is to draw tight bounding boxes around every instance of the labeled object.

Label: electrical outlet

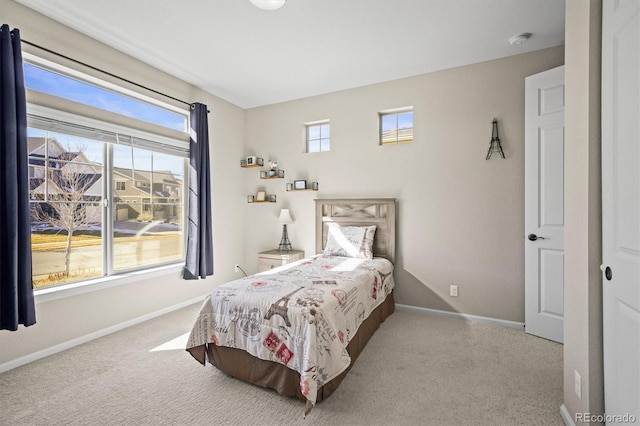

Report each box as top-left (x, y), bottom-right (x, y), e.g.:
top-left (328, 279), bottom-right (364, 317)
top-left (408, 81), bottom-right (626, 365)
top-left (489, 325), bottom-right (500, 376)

top-left (234, 264), bottom-right (240, 272)
top-left (574, 370), bottom-right (582, 399)
top-left (450, 285), bottom-right (458, 297)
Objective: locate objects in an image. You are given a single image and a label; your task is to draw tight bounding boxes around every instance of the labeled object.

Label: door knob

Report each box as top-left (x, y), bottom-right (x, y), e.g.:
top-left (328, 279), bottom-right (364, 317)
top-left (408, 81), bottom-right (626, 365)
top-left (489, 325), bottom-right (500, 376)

top-left (527, 234), bottom-right (545, 241)
top-left (604, 266), bottom-right (612, 281)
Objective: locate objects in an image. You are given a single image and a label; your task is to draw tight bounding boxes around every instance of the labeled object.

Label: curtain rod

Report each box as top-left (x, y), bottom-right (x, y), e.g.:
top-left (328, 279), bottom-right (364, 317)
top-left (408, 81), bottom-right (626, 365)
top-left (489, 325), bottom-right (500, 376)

top-left (21, 38), bottom-right (202, 111)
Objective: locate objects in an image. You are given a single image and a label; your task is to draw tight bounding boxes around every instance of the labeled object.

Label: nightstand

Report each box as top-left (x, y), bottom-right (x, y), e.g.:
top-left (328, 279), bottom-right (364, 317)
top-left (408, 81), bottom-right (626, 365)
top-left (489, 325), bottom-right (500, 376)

top-left (257, 249), bottom-right (304, 272)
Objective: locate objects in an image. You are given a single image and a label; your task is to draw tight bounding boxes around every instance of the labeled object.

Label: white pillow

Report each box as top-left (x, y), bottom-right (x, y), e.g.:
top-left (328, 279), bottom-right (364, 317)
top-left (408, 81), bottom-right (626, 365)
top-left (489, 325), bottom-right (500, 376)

top-left (323, 225), bottom-right (377, 259)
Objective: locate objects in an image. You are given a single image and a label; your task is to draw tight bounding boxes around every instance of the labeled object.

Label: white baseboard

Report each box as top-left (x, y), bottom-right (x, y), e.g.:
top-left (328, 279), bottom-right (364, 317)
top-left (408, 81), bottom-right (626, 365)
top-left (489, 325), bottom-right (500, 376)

top-left (0, 295), bottom-right (205, 374)
top-left (2, 301), bottom-right (525, 374)
top-left (395, 304), bottom-right (525, 330)
top-left (560, 404), bottom-right (576, 426)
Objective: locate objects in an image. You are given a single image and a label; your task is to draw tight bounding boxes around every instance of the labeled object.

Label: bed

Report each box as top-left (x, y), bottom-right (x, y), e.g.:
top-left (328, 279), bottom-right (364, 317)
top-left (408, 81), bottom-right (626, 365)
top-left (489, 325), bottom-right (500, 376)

top-left (186, 198), bottom-right (396, 415)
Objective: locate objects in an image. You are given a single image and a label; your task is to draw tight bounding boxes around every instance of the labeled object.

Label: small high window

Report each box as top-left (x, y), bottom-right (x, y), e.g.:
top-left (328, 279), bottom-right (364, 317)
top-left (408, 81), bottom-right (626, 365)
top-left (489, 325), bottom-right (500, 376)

top-left (306, 121), bottom-right (330, 153)
top-left (380, 108), bottom-right (413, 145)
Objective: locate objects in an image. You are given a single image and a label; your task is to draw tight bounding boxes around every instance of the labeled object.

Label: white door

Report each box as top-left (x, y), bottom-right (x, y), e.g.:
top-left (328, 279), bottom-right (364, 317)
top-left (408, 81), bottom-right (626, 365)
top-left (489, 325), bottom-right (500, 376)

top-left (602, 1), bottom-right (640, 422)
top-left (524, 66), bottom-right (565, 343)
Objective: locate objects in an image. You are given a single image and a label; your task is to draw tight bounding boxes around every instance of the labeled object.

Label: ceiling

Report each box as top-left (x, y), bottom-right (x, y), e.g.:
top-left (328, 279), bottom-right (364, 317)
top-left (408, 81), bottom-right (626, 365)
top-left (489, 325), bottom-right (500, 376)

top-left (16, 0), bottom-right (566, 109)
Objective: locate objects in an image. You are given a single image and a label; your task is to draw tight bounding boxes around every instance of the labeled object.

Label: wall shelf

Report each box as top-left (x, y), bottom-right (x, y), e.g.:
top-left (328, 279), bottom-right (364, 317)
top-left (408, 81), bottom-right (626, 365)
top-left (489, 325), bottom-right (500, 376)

top-left (240, 157), bottom-right (284, 202)
top-left (286, 180), bottom-right (319, 191)
top-left (240, 156), bottom-right (264, 167)
top-left (247, 193), bottom-right (277, 203)
top-left (260, 169), bottom-right (285, 179)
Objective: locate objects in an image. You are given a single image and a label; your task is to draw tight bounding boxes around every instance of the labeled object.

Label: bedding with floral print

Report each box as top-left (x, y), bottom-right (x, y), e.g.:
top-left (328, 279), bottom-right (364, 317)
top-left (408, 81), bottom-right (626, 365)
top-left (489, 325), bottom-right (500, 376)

top-left (186, 254), bottom-right (394, 410)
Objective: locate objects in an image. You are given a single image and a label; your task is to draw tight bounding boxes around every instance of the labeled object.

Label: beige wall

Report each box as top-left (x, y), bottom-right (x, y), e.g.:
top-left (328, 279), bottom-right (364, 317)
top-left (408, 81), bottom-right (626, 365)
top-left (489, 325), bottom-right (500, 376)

top-left (563, 0), bottom-right (604, 421)
top-left (0, 0), bottom-right (246, 365)
top-left (244, 46), bottom-right (564, 323)
top-left (1, 4), bottom-right (608, 421)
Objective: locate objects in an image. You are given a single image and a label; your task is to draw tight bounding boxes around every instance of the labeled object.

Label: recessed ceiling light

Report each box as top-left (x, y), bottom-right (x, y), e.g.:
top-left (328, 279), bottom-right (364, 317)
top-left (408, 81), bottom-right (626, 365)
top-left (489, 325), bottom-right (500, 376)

top-left (509, 33), bottom-right (532, 45)
top-left (250, 0), bottom-right (287, 11)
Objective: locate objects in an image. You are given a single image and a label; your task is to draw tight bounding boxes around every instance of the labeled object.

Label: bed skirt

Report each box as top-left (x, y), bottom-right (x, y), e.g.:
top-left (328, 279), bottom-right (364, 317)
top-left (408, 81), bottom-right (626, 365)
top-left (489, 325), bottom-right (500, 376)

top-left (204, 292), bottom-right (395, 403)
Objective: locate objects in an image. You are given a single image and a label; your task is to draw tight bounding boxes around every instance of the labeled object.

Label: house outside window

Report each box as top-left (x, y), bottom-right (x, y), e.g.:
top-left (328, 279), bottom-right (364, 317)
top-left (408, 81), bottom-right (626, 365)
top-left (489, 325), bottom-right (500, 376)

top-left (380, 108), bottom-right (414, 145)
top-left (306, 121), bottom-right (330, 153)
top-left (25, 56), bottom-right (189, 290)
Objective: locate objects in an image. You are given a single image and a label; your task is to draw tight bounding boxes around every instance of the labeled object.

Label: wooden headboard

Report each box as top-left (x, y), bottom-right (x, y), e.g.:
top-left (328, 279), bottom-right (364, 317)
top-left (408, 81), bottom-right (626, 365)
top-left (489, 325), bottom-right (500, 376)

top-left (315, 198), bottom-right (396, 263)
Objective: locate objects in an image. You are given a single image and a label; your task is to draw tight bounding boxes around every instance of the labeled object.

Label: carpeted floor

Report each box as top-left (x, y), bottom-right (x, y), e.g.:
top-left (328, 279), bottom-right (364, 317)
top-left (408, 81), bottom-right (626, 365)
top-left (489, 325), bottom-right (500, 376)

top-left (0, 303), bottom-right (563, 426)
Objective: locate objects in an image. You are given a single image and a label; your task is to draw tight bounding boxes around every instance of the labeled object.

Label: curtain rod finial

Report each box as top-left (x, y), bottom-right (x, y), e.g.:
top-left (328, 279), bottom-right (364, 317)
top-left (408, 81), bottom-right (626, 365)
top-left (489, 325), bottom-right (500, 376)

top-left (190, 103), bottom-right (210, 114)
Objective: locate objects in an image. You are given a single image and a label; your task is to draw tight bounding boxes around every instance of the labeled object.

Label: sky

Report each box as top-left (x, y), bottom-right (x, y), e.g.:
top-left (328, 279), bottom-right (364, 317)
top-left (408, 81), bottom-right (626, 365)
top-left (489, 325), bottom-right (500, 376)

top-left (24, 63), bottom-right (186, 132)
top-left (25, 63), bottom-right (186, 178)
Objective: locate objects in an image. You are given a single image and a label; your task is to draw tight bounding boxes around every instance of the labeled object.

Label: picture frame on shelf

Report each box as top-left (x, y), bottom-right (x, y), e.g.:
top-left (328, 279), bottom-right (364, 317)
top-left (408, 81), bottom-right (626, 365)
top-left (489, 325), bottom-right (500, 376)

top-left (286, 183), bottom-right (293, 191)
top-left (312, 182), bottom-right (319, 190)
top-left (260, 171), bottom-right (267, 178)
top-left (256, 190), bottom-right (267, 202)
top-left (247, 195), bottom-right (254, 203)
top-left (277, 170), bottom-right (285, 178)
top-left (294, 180), bottom-right (306, 190)
top-left (269, 194), bottom-right (277, 202)
top-left (246, 156), bottom-right (256, 165)
top-left (241, 159), bottom-right (247, 167)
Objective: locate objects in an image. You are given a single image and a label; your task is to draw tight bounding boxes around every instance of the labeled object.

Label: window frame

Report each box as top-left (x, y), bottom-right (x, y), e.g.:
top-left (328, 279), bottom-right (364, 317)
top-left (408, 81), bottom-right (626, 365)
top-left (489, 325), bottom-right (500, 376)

top-left (305, 120), bottom-right (330, 153)
top-left (379, 107), bottom-right (414, 145)
top-left (24, 55), bottom-right (190, 295)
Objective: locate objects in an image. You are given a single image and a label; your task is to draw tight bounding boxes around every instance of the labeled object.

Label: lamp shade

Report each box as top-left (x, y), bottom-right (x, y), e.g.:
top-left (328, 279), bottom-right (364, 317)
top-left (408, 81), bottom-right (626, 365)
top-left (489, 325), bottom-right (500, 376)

top-left (250, 0), bottom-right (286, 11)
top-left (278, 209), bottom-right (293, 224)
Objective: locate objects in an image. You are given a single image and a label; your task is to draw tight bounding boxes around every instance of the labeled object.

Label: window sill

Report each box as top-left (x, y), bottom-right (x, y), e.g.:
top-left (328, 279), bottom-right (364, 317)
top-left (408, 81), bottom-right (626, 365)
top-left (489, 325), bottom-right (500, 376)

top-left (34, 263), bottom-right (184, 305)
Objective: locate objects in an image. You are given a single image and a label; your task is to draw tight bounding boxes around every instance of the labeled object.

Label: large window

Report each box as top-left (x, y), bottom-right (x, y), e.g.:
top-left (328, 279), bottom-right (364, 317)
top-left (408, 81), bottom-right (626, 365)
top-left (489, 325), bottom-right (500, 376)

top-left (25, 57), bottom-right (189, 290)
top-left (380, 108), bottom-right (414, 145)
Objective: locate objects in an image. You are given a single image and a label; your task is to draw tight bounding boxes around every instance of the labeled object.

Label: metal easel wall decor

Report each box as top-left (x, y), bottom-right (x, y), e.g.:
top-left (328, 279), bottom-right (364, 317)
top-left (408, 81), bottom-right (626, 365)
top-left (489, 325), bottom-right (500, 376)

top-left (486, 118), bottom-right (505, 160)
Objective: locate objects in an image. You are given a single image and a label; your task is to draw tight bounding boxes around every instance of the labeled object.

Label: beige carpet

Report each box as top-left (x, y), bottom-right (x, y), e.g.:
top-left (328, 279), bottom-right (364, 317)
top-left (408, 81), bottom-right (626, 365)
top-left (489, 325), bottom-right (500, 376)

top-left (0, 303), bottom-right (563, 426)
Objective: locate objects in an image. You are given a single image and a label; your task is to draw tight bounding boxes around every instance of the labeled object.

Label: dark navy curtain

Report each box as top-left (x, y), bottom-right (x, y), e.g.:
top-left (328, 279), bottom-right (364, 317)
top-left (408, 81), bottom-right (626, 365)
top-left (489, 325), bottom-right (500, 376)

top-left (184, 103), bottom-right (213, 280)
top-left (0, 24), bottom-right (36, 330)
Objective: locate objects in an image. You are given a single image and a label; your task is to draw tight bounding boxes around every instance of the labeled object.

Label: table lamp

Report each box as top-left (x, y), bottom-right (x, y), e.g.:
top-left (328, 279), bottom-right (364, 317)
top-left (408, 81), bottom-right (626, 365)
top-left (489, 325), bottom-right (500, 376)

top-left (277, 209), bottom-right (293, 251)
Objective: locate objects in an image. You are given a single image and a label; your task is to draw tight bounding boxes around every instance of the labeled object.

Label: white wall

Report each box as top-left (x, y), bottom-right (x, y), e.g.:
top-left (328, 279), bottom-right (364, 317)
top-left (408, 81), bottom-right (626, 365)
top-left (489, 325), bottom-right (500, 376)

top-left (243, 46), bottom-right (564, 323)
top-left (0, 0), bottom-right (246, 366)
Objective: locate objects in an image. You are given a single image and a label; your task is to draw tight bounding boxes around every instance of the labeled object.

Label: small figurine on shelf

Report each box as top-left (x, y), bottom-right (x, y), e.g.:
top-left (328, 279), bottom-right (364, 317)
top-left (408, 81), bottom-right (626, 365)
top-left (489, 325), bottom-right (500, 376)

top-left (268, 160), bottom-right (278, 177)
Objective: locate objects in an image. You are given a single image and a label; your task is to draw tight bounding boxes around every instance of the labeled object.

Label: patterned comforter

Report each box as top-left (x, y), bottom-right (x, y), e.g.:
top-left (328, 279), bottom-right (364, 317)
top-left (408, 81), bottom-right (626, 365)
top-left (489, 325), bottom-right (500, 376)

top-left (186, 255), bottom-right (395, 407)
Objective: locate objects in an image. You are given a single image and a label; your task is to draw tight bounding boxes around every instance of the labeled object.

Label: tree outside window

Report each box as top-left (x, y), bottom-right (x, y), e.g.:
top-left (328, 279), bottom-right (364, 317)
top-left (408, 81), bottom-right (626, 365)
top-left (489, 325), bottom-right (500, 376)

top-left (29, 131), bottom-right (185, 289)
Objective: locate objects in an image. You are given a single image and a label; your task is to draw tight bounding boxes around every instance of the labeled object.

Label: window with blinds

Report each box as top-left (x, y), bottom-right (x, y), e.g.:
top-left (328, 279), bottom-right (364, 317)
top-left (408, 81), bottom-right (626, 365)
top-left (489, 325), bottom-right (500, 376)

top-left (24, 56), bottom-right (189, 290)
